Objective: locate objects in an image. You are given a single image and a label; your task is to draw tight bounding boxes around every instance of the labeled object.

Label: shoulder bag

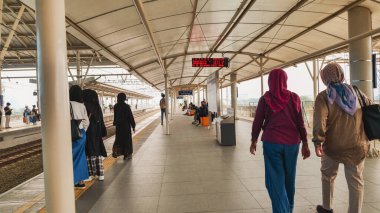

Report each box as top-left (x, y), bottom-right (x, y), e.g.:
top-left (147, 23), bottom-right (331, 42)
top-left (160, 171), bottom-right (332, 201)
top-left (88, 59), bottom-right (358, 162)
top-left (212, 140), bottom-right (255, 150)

top-left (353, 86), bottom-right (380, 140)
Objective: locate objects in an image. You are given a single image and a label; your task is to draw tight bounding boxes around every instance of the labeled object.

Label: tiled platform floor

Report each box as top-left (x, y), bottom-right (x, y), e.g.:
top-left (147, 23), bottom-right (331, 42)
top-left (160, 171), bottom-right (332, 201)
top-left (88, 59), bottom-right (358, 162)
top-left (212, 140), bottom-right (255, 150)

top-left (0, 111), bottom-right (160, 213)
top-left (76, 114), bottom-right (380, 213)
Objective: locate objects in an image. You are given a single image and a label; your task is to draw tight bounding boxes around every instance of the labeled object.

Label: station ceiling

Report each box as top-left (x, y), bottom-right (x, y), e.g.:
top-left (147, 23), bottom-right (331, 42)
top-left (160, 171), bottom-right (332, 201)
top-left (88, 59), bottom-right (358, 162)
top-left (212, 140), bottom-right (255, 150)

top-left (5, 0), bottom-right (380, 90)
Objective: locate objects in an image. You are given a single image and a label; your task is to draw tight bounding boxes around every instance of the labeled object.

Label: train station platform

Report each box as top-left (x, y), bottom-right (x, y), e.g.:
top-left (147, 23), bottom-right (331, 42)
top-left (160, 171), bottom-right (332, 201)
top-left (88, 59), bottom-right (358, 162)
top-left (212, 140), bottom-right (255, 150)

top-left (2, 112), bottom-right (380, 212)
top-left (72, 114), bottom-right (380, 213)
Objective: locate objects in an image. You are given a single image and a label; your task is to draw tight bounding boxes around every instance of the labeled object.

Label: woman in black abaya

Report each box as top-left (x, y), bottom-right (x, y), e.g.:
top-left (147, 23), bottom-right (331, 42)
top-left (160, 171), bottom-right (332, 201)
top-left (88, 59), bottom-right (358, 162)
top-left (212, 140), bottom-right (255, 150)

top-left (112, 93), bottom-right (136, 160)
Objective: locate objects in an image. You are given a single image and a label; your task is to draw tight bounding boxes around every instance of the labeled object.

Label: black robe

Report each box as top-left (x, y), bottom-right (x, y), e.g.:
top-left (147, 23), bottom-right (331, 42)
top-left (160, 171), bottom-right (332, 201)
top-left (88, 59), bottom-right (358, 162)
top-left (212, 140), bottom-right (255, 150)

top-left (84, 102), bottom-right (107, 157)
top-left (113, 102), bottom-right (136, 156)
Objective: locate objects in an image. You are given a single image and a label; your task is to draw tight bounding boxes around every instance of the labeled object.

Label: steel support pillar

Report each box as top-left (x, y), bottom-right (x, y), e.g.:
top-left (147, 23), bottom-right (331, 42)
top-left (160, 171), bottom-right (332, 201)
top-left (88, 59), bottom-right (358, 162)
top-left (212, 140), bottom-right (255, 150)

top-left (220, 85), bottom-right (223, 114)
top-left (170, 91), bottom-right (174, 120)
top-left (197, 86), bottom-right (200, 106)
top-left (76, 51), bottom-right (81, 85)
top-left (260, 57), bottom-right (264, 96)
top-left (230, 73), bottom-right (237, 117)
top-left (164, 74), bottom-right (169, 134)
top-left (173, 90), bottom-right (176, 116)
top-left (312, 59), bottom-right (318, 99)
top-left (348, 6), bottom-right (373, 98)
top-left (216, 70), bottom-right (221, 116)
top-left (35, 0), bottom-right (75, 212)
top-left (203, 87), bottom-right (206, 100)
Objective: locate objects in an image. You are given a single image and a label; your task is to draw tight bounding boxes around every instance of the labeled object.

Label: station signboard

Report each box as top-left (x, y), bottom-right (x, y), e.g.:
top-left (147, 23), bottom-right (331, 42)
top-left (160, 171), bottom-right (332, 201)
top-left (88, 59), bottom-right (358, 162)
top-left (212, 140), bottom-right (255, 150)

top-left (192, 57), bottom-right (229, 67)
top-left (176, 96), bottom-right (184, 99)
top-left (178, 90), bottom-right (193, 96)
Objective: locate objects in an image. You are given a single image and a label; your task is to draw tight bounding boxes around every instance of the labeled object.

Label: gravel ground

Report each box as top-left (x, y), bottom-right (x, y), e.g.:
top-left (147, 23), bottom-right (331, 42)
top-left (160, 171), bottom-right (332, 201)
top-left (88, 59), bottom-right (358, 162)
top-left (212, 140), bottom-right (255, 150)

top-left (0, 153), bottom-right (43, 194)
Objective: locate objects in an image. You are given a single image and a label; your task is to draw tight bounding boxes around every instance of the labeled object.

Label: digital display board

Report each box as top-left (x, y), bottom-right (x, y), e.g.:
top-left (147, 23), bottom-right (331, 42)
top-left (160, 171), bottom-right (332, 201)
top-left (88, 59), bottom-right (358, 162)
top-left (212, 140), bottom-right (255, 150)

top-left (192, 58), bottom-right (229, 67)
top-left (178, 90), bottom-right (193, 96)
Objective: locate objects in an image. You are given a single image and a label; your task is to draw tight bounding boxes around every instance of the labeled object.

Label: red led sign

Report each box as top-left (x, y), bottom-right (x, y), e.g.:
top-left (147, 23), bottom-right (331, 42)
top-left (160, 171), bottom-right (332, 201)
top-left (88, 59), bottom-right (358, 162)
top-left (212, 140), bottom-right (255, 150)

top-left (192, 58), bottom-right (229, 67)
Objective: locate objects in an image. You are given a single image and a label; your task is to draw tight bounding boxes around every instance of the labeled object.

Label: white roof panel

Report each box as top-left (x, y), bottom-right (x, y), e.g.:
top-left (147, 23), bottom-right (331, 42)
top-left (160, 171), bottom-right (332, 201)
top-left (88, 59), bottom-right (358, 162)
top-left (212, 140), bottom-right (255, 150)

top-left (13, 0), bottom-right (380, 90)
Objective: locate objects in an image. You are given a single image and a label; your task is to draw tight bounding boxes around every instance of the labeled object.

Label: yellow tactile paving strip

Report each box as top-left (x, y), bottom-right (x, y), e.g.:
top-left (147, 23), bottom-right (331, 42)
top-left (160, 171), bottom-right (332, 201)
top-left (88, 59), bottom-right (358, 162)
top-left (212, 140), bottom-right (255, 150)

top-left (36, 156), bottom-right (118, 213)
top-left (13, 117), bottom-right (159, 213)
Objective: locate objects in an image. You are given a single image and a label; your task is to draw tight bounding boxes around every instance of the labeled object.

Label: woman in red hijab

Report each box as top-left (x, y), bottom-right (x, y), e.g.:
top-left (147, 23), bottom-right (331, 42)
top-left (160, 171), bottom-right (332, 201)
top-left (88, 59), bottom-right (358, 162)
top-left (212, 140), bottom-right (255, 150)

top-left (250, 68), bottom-right (310, 213)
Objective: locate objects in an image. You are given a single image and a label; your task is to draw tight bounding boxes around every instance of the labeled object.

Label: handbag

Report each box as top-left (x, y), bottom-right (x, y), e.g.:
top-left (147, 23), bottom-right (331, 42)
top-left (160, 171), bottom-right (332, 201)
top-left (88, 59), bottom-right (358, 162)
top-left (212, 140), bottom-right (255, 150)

top-left (353, 86), bottom-right (380, 140)
top-left (70, 103), bottom-right (83, 141)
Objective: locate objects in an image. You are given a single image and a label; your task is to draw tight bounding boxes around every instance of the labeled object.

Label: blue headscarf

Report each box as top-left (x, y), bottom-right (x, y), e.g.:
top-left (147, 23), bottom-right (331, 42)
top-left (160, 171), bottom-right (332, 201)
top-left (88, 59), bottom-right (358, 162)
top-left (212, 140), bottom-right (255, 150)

top-left (321, 62), bottom-right (357, 116)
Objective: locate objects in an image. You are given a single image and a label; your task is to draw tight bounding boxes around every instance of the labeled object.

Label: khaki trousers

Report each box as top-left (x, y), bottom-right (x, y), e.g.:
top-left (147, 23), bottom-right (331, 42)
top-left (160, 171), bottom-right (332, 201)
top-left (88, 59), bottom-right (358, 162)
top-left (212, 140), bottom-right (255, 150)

top-left (5, 115), bottom-right (10, 128)
top-left (321, 155), bottom-right (364, 213)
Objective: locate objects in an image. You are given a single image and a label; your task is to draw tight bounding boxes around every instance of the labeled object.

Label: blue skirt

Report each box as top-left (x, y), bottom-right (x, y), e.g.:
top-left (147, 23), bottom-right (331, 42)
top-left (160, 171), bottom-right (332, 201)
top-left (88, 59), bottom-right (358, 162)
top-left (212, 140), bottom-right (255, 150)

top-left (72, 129), bottom-right (89, 184)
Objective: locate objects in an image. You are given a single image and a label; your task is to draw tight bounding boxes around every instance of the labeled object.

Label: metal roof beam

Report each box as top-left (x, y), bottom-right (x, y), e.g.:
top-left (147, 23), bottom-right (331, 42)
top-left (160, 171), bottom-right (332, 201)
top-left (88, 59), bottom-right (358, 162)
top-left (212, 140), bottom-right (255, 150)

top-left (212, 0), bottom-right (256, 52)
top-left (64, 17), bottom-right (152, 86)
top-left (237, 30), bottom-right (380, 84)
top-left (180, 0), bottom-right (198, 85)
top-left (214, 0), bottom-right (366, 86)
top-left (153, 75), bottom-right (209, 87)
top-left (263, 0), bottom-right (366, 55)
top-left (240, 0), bottom-right (308, 51)
top-left (133, 50), bottom-right (285, 70)
top-left (6, 45), bottom-right (91, 51)
top-left (0, 5), bottom-right (25, 62)
top-left (188, 0), bottom-right (257, 85)
top-left (4, 4), bottom-right (35, 38)
top-left (132, 0), bottom-right (167, 75)
top-left (192, 0), bottom-right (308, 86)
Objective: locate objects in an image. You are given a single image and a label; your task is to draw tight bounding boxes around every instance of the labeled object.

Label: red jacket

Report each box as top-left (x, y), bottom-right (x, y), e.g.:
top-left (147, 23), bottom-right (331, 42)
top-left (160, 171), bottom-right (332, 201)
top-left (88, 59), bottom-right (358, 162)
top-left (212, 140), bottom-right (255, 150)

top-left (251, 96), bottom-right (307, 145)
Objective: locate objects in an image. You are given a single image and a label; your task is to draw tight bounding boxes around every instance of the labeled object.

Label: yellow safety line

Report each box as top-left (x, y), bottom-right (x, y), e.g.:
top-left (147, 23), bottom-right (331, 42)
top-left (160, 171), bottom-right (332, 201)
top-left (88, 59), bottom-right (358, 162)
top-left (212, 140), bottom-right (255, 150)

top-left (36, 119), bottom-right (158, 213)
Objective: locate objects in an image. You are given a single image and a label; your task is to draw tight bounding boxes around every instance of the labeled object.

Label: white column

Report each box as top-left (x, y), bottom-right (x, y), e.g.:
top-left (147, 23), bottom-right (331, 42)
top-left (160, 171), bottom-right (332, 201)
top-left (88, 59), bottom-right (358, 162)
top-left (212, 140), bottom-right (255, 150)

top-left (173, 90), bottom-right (176, 115)
top-left (348, 6), bottom-right (373, 98)
top-left (36, 0), bottom-right (75, 212)
top-left (197, 86), bottom-right (200, 106)
top-left (164, 74), bottom-right (169, 134)
top-left (220, 85), bottom-right (223, 114)
top-left (216, 70), bottom-right (221, 116)
top-left (230, 73), bottom-right (237, 116)
top-left (203, 87), bottom-right (205, 100)
top-left (170, 91), bottom-right (174, 120)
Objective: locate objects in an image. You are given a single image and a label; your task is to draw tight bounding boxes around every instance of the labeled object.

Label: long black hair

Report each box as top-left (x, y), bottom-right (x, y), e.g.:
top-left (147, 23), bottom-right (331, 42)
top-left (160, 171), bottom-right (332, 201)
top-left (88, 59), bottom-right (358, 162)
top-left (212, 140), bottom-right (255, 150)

top-left (69, 85), bottom-right (83, 103)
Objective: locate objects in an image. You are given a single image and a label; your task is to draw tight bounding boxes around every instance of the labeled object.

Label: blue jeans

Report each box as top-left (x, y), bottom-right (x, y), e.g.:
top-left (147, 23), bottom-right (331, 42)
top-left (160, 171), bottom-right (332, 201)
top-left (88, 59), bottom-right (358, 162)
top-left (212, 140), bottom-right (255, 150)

top-left (263, 142), bottom-right (300, 213)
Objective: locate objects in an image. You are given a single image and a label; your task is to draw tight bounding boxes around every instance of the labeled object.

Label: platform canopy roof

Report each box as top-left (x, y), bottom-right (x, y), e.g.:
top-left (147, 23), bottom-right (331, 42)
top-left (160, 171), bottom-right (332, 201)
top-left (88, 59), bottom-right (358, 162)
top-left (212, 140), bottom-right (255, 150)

top-left (70, 78), bottom-right (153, 99)
top-left (6, 0), bottom-right (380, 90)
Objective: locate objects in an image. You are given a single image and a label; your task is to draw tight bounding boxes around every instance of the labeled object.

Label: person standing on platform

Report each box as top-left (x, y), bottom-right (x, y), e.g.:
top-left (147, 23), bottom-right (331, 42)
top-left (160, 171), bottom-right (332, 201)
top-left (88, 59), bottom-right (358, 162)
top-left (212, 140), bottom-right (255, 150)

top-left (83, 89), bottom-right (107, 181)
top-left (159, 93), bottom-right (166, 125)
top-left (32, 105), bottom-right (40, 121)
top-left (250, 68), bottom-right (310, 213)
top-left (69, 85), bottom-right (90, 188)
top-left (23, 106), bottom-right (31, 125)
top-left (4, 102), bottom-right (12, 128)
top-left (112, 93), bottom-right (136, 160)
top-left (313, 63), bottom-right (371, 213)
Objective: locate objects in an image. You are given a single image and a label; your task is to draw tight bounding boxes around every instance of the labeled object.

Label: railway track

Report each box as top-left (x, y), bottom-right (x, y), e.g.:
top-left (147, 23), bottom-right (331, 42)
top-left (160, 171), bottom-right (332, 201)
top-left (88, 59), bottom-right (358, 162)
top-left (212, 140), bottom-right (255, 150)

top-left (0, 109), bottom-right (158, 171)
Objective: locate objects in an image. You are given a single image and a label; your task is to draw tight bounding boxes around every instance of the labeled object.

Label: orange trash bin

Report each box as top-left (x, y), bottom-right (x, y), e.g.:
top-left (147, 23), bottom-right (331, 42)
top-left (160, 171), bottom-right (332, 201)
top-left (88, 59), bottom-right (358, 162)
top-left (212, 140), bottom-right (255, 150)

top-left (201, 116), bottom-right (209, 126)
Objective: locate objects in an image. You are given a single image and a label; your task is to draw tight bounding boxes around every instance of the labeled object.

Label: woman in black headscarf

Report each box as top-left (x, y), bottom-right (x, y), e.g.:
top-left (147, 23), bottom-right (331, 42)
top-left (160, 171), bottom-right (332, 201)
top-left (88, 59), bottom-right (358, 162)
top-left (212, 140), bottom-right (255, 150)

top-left (112, 93), bottom-right (136, 159)
top-left (69, 85), bottom-right (89, 188)
top-left (83, 89), bottom-right (107, 181)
